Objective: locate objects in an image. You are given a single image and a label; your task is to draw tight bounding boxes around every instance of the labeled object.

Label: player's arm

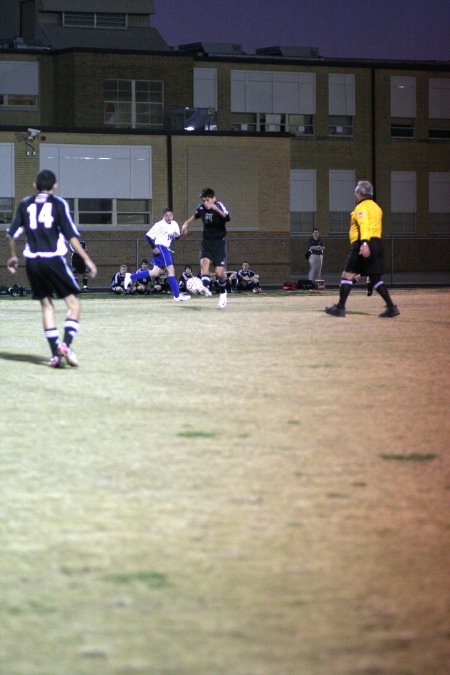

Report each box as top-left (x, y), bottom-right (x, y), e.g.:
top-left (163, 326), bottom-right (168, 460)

top-left (357, 213), bottom-right (371, 257)
top-left (69, 236), bottom-right (97, 278)
top-left (212, 202), bottom-right (230, 220)
top-left (5, 233), bottom-right (19, 274)
top-left (181, 215), bottom-right (195, 235)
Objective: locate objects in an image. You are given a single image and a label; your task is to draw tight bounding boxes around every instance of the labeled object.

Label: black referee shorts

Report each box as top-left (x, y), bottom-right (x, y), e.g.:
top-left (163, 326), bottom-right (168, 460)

top-left (26, 256), bottom-right (80, 300)
top-left (200, 238), bottom-right (227, 267)
top-left (344, 238), bottom-right (384, 276)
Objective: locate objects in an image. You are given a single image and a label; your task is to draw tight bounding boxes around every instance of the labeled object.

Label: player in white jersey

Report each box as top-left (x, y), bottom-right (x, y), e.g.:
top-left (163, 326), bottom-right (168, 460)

top-left (130, 208), bottom-right (189, 302)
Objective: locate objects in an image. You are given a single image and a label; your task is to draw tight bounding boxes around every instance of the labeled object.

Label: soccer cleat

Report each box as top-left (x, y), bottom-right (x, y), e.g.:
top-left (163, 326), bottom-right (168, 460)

top-left (48, 355), bottom-right (62, 368)
top-left (173, 293), bottom-right (191, 302)
top-left (58, 342), bottom-right (79, 367)
top-left (379, 304), bottom-right (400, 318)
top-left (324, 304), bottom-right (346, 317)
top-left (218, 290), bottom-right (227, 309)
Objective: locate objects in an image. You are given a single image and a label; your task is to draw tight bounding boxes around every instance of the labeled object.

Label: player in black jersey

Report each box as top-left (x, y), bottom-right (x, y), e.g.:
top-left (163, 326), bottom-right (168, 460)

top-left (5, 169), bottom-right (97, 368)
top-left (181, 187), bottom-right (230, 309)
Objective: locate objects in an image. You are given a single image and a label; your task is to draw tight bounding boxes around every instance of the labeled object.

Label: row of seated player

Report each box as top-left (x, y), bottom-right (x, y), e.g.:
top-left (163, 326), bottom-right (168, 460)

top-left (111, 261), bottom-right (171, 295)
top-left (179, 262), bottom-right (262, 294)
top-left (111, 261), bottom-right (263, 295)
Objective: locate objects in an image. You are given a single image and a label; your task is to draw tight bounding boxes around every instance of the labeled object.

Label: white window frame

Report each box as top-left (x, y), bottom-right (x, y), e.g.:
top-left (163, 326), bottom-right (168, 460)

top-left (194, 68), bottom-right (217, 110)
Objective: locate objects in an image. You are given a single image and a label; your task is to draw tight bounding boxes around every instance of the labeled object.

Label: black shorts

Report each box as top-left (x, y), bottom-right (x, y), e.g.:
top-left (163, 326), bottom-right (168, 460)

top-left (200, 238), bottom-right (227, 267)
top-left (26, 256), bottom-right (80, 300)
top-left (344, 238), bottom-right (384, 276)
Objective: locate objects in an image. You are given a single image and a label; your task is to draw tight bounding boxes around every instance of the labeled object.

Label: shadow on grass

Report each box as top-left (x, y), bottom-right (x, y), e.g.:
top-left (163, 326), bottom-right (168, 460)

top-left (0, 351), bottom-right (48, 366)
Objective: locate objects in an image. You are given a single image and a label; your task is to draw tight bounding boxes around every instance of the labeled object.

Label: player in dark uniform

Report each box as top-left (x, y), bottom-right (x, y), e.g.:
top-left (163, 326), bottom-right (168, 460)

top-left (181, 187), bottom-right (230, 309)
top-left (71, 239), bottom-right (89, 291)
top-left (324, 180), bottom-right (399, 318)
top-left (5, 169), bottom-right (97, 367)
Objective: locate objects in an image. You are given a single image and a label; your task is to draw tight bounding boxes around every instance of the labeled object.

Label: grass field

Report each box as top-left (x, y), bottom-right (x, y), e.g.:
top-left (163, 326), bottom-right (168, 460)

top-left (0, 289), bottom-right (449, 675)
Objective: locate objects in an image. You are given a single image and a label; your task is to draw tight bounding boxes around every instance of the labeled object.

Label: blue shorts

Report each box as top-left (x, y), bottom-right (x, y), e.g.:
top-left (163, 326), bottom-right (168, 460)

top-left (152, 246), bottom-right (174, 269)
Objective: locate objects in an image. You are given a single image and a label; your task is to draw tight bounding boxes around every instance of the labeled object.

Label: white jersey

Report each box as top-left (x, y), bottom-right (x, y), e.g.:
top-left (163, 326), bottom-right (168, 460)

top-left (146, 218), bottom-right (180, 248)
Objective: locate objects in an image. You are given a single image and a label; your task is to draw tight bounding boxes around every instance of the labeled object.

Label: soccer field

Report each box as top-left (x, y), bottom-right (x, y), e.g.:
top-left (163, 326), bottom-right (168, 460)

top-left (0, 289), bottom-right (449, 674)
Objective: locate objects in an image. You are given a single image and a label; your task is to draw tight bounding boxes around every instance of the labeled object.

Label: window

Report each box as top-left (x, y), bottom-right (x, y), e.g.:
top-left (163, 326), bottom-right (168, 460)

top-left (390, 76), bottom-right (416, 137)
top-left (0, 61), bottom-right (38, 108)
top-left (428, 79), bottom-right (450, 139)
top-left (0, 198), bottom-right (13, 226)
top-left (391, 172), bottom-right (416, 233)
top-left (329, 170), bottom-right (355, 234)
top-left (104, 80), bottom-right (164, 128)
top-left (290, 170), bottom-right (316, 234)
top-left (40, 144), bottom-right (152, 229)
top-left (329, 74), bottom-right (355, 137)
top-left (0, 143), bottom-right (14, 226)
top-left (329, 115), bottom-right (354, 137)
top-left (391, 118), bottom-right (415, 138)
top-left (231, 70), bottom-right (315, 134)
top-left (194, 69), bottom-right (217, 110)
top-left (63, 13), bottom-right (127, 29)
top-left (429, 172), bottom-right (450, 234)
top-left (65, 198), bottom-right (150, 228)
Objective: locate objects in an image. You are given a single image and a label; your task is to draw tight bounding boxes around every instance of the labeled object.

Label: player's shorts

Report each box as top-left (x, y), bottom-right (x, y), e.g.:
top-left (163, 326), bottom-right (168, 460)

top-left (344, 238), bottom-right (384, 276)
top-left (200, 238), bottom-right (227, 267)
top-left (152, 246), bottom-right (174, 269)
top-left (25, 256), bottom-right (80, 300)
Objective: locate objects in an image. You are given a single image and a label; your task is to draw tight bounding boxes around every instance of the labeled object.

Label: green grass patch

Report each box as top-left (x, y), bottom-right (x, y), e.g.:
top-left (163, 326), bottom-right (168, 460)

top-left (102, 571), bottom-right (168, 589)
top-left (380, 453), bottom-right (437, 462)
top-left (176, 430), bottom-right (218, 438)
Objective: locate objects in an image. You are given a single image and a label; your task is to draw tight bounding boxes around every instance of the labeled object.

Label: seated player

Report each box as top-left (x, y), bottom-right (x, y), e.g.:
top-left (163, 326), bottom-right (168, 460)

top-left (133, 259), bottom-right (151, 294)
top-left (237, 261), bottom-right (262, 293)
top-left (111, 264), bottom-right (134, 294)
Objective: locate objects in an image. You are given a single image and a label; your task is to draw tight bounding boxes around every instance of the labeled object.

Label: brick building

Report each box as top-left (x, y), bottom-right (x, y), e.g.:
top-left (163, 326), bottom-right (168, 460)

top-left (1, 1), bottom-right (449, 287)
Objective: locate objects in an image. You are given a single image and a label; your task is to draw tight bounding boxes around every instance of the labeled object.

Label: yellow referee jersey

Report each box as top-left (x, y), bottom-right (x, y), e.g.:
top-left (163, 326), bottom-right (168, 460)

top-left (349, 198), bottom-right (383, 245)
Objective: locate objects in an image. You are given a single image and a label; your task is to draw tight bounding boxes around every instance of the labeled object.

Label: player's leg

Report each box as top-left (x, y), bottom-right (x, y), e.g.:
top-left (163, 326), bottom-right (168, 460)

top-left (58, 293), bottom-right (81, 366)
top-left (40, 297), bottom-right (61, 365)
top-left (325, 246), bottom-right (360, 317)
top-left (165, 263), bottom-right (189, 301)
top-left (370, 275), bottom-right (400, 317)
top-left (200, 257), bottom-right (213, 296)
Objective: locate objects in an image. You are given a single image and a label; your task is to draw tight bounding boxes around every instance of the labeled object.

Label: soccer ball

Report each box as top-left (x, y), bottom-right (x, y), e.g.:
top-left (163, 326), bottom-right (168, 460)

top-left (186, 277), bottom-right (205, 295)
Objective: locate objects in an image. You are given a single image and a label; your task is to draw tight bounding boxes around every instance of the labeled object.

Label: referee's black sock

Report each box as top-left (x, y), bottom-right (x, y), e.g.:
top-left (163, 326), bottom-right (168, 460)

top-left (374, 280), bottom-right (394, 307)
top-left (337, 279), bottom-right (352, 309)
top-left (63, 319), bottom-right (79, 347)
top-left (45, 328), bottom-right (60, 356)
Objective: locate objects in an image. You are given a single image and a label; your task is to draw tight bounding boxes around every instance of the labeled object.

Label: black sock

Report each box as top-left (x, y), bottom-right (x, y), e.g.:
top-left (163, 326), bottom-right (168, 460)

top-left (374, 281), bottom-right (394, 307)
top-left (45, 328), bottom-right (59, 356)
top-left (63, 319), bottom-right (79, 347)
top-left (338, 279), bottom-right (352, 309)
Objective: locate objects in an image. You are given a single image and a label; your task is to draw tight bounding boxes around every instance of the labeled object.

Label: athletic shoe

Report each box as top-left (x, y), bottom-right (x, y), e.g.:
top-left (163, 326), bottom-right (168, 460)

top-left (173, 294), bottom-right (191, 302)
top-left (49, 355), bottom-right (62, 368)
top-left (58, 342), bottom-right (79, 367)
top-left (218, 291), bottom-right (227, 309)
top-left (379, 304), bottom-right (400, 318)
top-left (324, 304), bottom-right (346, 317)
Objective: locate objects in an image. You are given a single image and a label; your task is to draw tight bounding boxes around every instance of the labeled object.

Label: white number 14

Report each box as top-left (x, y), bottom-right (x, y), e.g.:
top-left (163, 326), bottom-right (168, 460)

top-left (28, 202), bottom-right (54, 229)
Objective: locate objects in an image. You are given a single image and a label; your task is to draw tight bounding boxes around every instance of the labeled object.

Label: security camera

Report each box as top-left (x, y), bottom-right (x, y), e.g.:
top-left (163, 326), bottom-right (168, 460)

top-left (27, 128), bottom-right (41, 138)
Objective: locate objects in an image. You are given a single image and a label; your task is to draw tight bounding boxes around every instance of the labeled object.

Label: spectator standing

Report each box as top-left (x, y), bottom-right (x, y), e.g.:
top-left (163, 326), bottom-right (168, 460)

top-left (307, 228), bottom-right (325, 283)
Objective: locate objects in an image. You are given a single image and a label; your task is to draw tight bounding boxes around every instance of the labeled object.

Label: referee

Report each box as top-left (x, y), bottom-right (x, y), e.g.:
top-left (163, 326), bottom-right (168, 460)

top-left (324, 180), bottom-right (399, 318)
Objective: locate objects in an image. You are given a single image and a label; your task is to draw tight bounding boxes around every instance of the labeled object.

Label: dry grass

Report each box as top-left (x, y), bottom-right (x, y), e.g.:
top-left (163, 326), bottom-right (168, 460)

top-left (0, 289), bottom-right (449, 674)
